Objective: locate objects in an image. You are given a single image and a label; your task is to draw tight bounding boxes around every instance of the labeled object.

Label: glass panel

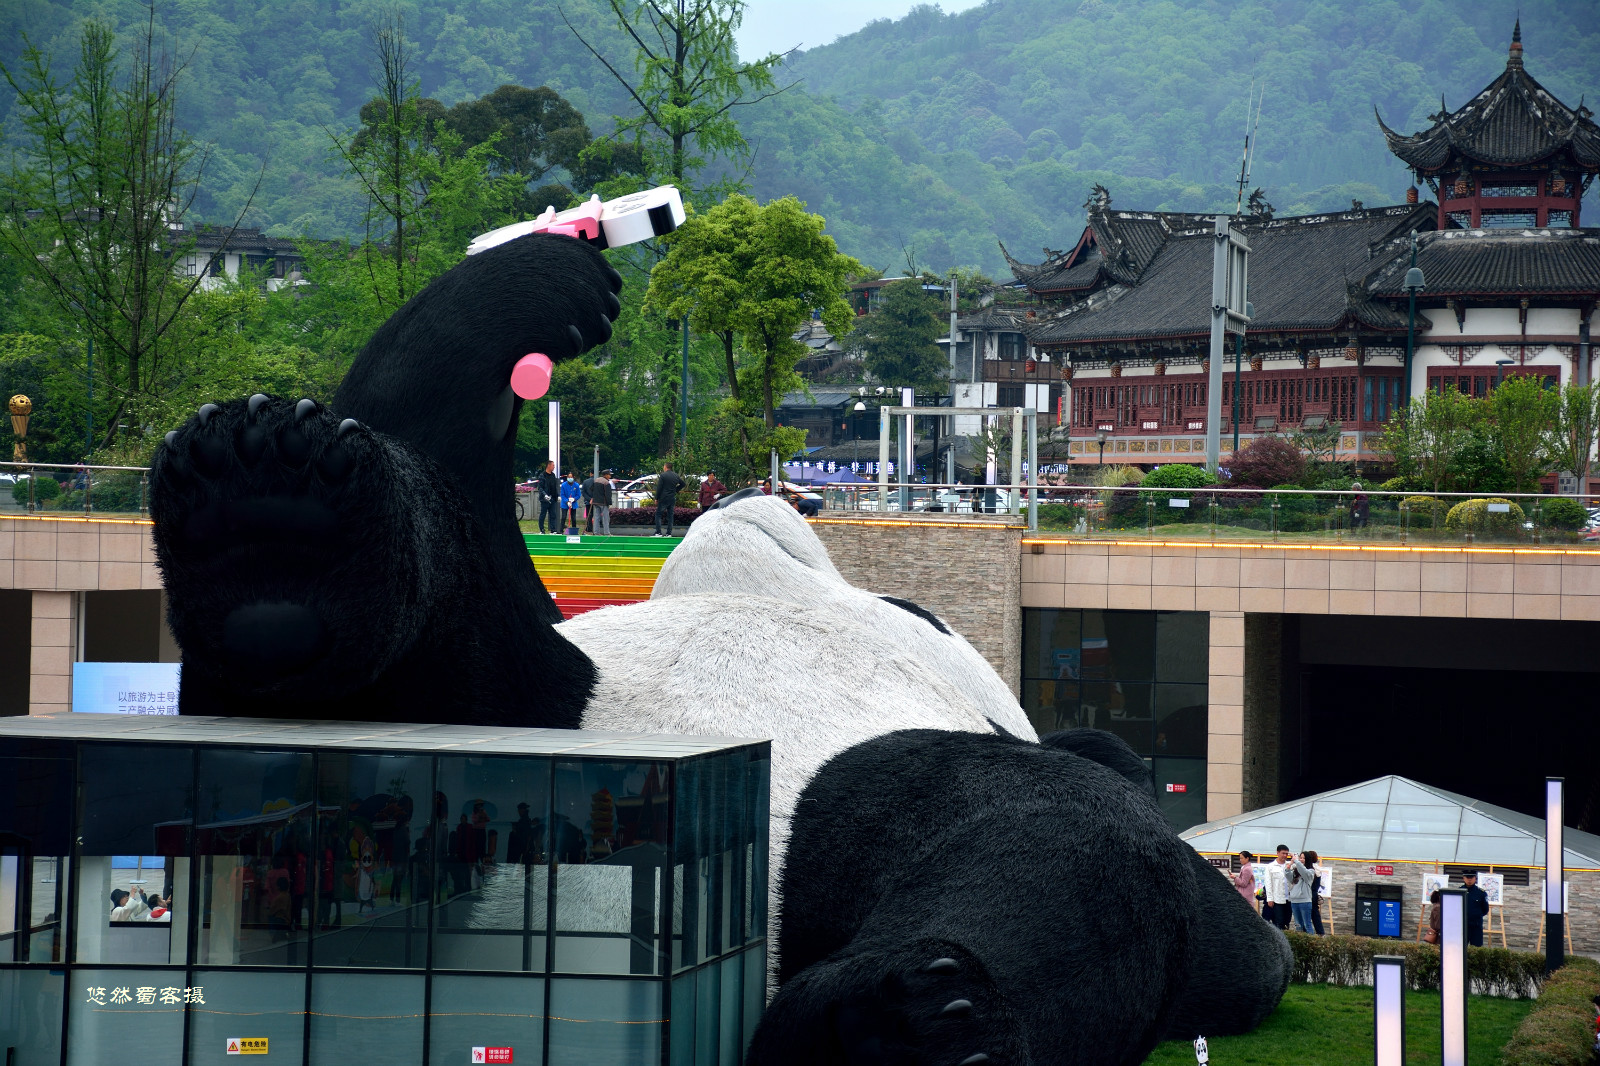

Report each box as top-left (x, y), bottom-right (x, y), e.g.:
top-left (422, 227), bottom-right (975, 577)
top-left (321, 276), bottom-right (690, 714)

top-left (1023, 609), bottom-right (1081, 680)
top-left (1308, 802), bottom-right (1387, 833)
top-left (1330, 780), bottom-right (1394, 804)
top-left (314, 753), bottom-right (432, 968)
top-left (1481, 209), bottom-right (1536, 228)
top-left (670, 970), bottom-right (696, 1064)
top-left (434, 756), bottom-right (552, 972)
top-left (547, 978), bottom-right (661, 1066)
top-left (674, 760), bottom-right (705, 973)
top-left (745, 752), bottom-right (769, 950)
top-left (1081, 681), bottom-right (1150, 754)
top-left (1154, 612), bottom-right (1207, 683)
top-left (1230, 827), bottom-right (1303, 855)
top-left (1384, 805), bottom-right (1462, 837)
top-left (718, 953), bottom-right (742, 1066)
top-left (1378, 832), bottom-right (1461, 861)
top-left (741, 945), bottom-right (765, 1056)
top-left (1023, 679), bottom-right (1081, 736)
top-left (1385, 780), bottom-right (1452, 806)
top-left (1461, 838), bottom-right (1537, 865)
top-left (1301, 830), bottom-right (1381, 860)
top-left (187, 969), bottom-right (305, 1065)
top-left (695, 964), bottom-right (719, 1066)
top-left (307, 972), bottom-right (424, 1065)
top-left (1153, 684), bottom-right (1207, 758)
top-left (76, 745), bottom-right (193, 966)
top-left (552, 759), bottom-right (670, 975)
top-left (196, 749), bottom-right (314, 966)
top-left (1084, 610), bottom-right (1156, 682)
top-left (0, 746), bottom-right (73, 964)
top-left (67, 967), bottom-right (187, 1066)
top-left (1152, 757), bottom-right (1206, 831)
top-left (0, 967), bottom-right (64, 1065)
top-left (429, 974), bottom-right (546, 1066)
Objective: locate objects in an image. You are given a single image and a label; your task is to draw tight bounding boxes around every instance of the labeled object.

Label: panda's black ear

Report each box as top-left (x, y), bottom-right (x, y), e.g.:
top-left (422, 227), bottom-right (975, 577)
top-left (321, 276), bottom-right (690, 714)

top-left (878, 596), bottom-right (951, 635)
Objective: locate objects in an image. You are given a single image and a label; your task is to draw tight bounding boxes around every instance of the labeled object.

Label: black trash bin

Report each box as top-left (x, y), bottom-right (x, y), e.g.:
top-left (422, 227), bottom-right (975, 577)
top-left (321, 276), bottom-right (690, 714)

top-left (1354, 882), bottom-right (1405, 938)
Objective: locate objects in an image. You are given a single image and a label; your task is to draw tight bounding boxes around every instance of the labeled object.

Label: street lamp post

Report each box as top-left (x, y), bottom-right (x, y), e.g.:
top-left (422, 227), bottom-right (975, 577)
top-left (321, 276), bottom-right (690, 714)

top-left (1096, 429), bottom-right (1108, 467)
top-left (1403, 232), bottom-right (1426, 407)
top-left (1495, 358), bottom-right (1515, 387)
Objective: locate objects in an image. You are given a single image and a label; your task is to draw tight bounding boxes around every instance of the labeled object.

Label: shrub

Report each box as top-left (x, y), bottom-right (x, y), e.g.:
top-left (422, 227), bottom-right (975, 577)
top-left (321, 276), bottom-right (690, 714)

top-left (1501, 956), bottom-right (1600, 1066)
top-left (1444, 497), bottom-right (1527, 535)
top-left (11, 476), bottom-right (61, 507)
top-left (1538, 497), bottom-right (1588, 531)
top-left (1401, 495), bottom-right (1449, 527)
top-left (609, 506), bottom-right (700, 529)
top-left (1283, 932), bottom-right (1546, 999)
top-left (1223, 435), bottom-right (1305, 487)
top-left (1380, 475), bottom-right (1420, 493)
top-left (1092, 464), bottom-right (1144, 489)
top-left (1139, 464), bottom-right (1213, 516)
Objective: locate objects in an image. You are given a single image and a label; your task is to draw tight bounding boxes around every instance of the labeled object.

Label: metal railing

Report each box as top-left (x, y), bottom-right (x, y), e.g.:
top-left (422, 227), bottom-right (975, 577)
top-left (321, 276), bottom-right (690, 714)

top-left (0, 462), bottom-right (151, 518)
top-left (820, 483), bottom-right (1600, 547)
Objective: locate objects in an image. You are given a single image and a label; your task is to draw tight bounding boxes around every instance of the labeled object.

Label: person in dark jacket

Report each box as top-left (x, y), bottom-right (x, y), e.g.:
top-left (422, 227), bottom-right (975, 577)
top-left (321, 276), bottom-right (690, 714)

top-left (1462, 869), bottom-right (1490, 946)
top-left (536, 460), bottom-right (560, 534)
top-left (589, 470), bottom-right (614, 536)
top-left (654, 462), bottom-right (685, 537)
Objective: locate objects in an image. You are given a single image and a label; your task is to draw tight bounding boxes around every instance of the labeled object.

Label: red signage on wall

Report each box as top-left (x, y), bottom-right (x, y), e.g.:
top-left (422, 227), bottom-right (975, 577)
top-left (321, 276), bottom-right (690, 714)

top-left (1373, 865), bottom-right (1395, 876)
top-left (471, 1049), bottom-right (514, 1064)
top-left (1165, 783), bottom-right (1188, 793)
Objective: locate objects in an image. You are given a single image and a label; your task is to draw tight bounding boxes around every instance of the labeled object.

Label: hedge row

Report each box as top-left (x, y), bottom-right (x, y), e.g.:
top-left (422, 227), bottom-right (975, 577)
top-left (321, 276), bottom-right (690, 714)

top-left (1284, 932), bottom-right (1547, 999)
top-left (1501, 956), bottom-right (1600, 1066)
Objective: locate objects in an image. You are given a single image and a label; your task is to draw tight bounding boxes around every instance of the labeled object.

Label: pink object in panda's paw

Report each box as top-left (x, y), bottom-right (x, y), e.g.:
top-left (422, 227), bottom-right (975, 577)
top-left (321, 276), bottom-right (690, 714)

top-left (510, 353), bottom-right (554, 400)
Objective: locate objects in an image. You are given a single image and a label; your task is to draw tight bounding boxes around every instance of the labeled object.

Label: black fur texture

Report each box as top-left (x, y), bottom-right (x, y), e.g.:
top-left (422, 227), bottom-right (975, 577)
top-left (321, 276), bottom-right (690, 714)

top-left (752, 729), bottom-right (1201, 1066)
top-left (150, 234), bottom-right (619, 726)
top-left (1042, 729), bottom-right (1293, 1039)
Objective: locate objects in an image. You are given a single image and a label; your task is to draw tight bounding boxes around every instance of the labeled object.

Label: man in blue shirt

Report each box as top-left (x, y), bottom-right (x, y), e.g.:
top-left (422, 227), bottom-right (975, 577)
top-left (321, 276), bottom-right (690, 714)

top-left (558, 473), bottom-right (582, 534)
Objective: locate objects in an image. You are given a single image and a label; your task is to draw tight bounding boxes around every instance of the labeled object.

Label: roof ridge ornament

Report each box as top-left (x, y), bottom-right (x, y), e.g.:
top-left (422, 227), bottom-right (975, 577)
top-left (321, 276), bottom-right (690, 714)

top-left (1508, 18), bottom-right (1523, 68)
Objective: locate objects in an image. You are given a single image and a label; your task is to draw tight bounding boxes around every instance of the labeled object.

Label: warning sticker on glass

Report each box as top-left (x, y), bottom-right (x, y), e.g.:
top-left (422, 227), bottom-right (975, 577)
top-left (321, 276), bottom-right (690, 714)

top-left (226, 1037), bottom-right (268, 1054)
top-left (471, 1049), bottom-right (513, 1064)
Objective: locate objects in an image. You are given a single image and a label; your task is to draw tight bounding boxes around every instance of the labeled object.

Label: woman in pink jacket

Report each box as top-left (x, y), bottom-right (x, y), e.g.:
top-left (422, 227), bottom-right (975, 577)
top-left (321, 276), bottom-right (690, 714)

top-left (1234, 850), bottom-right (1258, 909)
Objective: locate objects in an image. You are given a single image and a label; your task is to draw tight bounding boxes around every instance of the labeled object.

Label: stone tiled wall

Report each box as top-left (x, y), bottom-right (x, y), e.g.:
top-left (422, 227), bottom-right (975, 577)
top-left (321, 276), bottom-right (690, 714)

top-left (812, 513), bottom-right (1024, 694)
top-left (28, 590), bottom-right (77, 716)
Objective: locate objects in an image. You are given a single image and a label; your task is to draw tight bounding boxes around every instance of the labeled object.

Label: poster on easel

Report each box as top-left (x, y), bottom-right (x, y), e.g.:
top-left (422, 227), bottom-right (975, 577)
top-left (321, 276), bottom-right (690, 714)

top-left (1421, 872), bottom-right (1450, 899)
top-left (1478, 872), bottom-right (1504, 905)
top-left (1317, 869), bottom-right (1332, 898)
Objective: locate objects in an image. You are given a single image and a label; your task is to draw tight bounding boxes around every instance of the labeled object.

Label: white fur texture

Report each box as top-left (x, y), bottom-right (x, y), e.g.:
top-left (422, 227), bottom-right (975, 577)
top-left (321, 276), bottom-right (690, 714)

top-left (558, 494), bottom-right (1036, 964)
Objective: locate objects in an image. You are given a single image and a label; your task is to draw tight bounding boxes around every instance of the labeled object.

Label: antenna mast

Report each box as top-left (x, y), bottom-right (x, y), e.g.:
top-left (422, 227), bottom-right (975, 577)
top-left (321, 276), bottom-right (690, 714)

top-left (1234, 81), bottom-right (1265, 215)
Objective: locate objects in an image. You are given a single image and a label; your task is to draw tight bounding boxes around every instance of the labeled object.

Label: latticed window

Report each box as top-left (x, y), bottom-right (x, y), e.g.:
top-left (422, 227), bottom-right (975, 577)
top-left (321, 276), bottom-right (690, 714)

top-left (1481, 209), bottom-right (1536, 228)
top-left (1548, 210), bottom-right (1573, 228)
top-left (1481, 183), bottom-right (1536, 197)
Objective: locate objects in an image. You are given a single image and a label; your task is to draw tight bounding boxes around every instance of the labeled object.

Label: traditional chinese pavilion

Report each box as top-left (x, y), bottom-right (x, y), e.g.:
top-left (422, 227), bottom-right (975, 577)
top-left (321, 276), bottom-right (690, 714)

top-left (994, 24), bottom-right (1600, 469)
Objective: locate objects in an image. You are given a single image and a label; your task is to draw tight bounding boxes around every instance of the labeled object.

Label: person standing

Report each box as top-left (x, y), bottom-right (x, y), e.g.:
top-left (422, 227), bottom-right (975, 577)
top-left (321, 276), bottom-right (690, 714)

top-left (1425, 889), bottom-right (1443, 944)
top-left (1462, 869), bottom-right (1490, 947)
top-left (589, 470), bottom-right (614, 536)
top-left (1285, 850), bottom-right (1315, 933)
top-left (698, 473), bottom-right (726, 509)
top-left (1264, 845), bottom-right (1291, 929)
top-left (559, 473), bottom-right (582, 534)
top-left (537, 460), bottom-right (560, 534)
top-left (1234, 851), bottom-right (1257, 909)
top-left (1306, 850), bottom-right (1327, 935)
top-left (654, 462), bottom-right (685, 537)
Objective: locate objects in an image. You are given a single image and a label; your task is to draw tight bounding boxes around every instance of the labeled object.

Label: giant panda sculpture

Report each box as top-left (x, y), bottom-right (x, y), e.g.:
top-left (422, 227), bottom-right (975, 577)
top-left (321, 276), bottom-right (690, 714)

top-left (150, 233), bottom-right (1289, 1064)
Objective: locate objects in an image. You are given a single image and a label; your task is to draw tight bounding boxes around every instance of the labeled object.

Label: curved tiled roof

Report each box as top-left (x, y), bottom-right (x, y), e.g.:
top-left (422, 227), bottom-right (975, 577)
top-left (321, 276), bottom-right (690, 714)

top-left (1368, 228), bottom-right (1600, 298)
top-left (1025, 204), bottom-right (1434, 347)
top-left (1377, 28), bottom-right (1600, 172)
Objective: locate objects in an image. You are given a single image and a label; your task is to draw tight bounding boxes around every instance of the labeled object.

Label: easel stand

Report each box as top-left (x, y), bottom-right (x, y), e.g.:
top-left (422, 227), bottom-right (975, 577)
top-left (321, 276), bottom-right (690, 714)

top-left (1487, 904), bottom-right (1507, 948)
top-left (1535, 907), bottom-right (1574, 954)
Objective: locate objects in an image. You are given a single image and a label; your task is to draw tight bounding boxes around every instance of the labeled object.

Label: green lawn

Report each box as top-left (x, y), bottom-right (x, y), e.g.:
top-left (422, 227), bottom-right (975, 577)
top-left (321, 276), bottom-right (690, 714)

top-left (1142, 984), bottom-right (1534, 1066)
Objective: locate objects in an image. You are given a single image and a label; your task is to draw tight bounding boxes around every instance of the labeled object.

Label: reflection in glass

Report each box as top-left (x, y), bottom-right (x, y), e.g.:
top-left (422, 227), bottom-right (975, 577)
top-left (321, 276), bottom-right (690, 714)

top-left (552, 760), bottom-right (670, 975)
top-left (0, 967), bottom-right (64, 1065)
top-left (314, 754), bottom-right (432, 968)
top-left (187, 970), bottom-right (305, 1065)
top-left (307, 972), bottom-right (424, 1064)
top-left (67, 968), bottom-right (186, 1066)
top-left (76, 745), bottom-right (192, 966)
top-left (0, 749), bottom-right (72, 964)
top-left (428, 975), bottom-right (546, 1066)
top-left (547, 978), bottom-right (661, 1066)
top-left (196, 750), bottom-right (314, 966)
top-left (1023, 609), bottom-right (1082, 681)
top-left (741, 944), bottom-right (765, 1056)
top-left (433, 757), bottom-right (552, 972)
top-left (1153, 684), bottom-right (1208, 758)
top-left (1089, 610), bottom-right (1157, 683)
top-left (1155, 612), bottom-right (1208, 683)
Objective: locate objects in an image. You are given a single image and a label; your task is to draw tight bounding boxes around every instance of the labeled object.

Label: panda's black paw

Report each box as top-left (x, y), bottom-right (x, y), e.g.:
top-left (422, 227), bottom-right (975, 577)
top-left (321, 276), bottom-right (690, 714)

top-left (748, 940), bottom-right (1030, 1066)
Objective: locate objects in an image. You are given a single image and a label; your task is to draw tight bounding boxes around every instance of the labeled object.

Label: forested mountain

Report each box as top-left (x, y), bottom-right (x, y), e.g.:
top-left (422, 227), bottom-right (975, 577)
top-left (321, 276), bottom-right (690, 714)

top-left (3, 0), bottom-right (1596, 275)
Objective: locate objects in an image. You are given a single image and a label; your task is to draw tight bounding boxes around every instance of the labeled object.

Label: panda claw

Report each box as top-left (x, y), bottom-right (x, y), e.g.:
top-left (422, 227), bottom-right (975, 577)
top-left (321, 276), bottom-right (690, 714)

top-left (940, 998), bottom-right (972, 1017)
top-left (594, 315), bottom-right (613, 343)
top-left (337, 418), bottom-right (361, 438)
top-left (604, 265), bottom-right (623, 292)
top-left (924, 958), bottom-right (960, 975)
top-left (294, 398), bottom-right (317, 422)
top-left (165, 431), bottom-right (178, 449)
top-left (248, 393), bottom-right (270, 417)
top-left (197, 403), bottom-right (219, 426)
top-left (603, 290), bottom-right (621, 317)
top-left (567, 323), bottom-right (585, 353)
top-left (958, 1055), bottom-right (991, 1065)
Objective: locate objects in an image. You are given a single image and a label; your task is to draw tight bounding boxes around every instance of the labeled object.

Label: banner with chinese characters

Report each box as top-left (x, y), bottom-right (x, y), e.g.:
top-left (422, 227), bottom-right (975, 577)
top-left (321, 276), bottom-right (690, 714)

top-left (72, 661), bottom-right (181, 714)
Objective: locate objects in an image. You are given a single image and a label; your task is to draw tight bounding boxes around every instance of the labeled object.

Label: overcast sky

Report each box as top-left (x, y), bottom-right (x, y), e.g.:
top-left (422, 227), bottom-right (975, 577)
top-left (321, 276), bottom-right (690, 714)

top-left (735, 0), bottom-right (985, 59)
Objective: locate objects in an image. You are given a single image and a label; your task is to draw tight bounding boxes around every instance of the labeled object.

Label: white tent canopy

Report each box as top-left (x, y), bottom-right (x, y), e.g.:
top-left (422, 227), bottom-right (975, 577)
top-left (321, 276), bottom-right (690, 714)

top-left (1182, 776), bottom-right (1600, 870)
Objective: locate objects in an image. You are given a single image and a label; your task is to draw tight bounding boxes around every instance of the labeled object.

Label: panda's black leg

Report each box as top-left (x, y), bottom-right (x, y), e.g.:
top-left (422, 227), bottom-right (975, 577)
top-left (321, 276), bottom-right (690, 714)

top-left (747, 939), bottom-right (1030, 1066)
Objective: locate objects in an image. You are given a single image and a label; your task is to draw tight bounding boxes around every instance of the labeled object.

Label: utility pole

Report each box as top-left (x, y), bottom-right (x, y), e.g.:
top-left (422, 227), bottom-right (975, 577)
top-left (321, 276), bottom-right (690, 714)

top-left (1206, 217), bottom-right (1250, 470)
top-left (680, 317), bottom-right (690, 447)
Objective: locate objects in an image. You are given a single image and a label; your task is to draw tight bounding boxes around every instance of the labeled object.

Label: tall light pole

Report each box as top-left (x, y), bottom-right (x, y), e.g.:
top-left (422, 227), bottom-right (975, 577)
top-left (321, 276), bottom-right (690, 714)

top-left (1545, 777), bottom-right (1565, 973)
top-left (1233, 301), bottom-right (1254, 457)
top-left (1206, 216), bottom-right (1250, 470)
top-left (1403, 232), bottom-right (1426, 407)
top-left (1495, 358), bottom-right (1515, 387)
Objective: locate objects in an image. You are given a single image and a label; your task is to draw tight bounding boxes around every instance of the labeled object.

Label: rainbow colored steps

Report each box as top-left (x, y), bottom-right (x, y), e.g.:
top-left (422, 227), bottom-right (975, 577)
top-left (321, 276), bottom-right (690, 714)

top-left (525, 532), bottom-right (679, 619)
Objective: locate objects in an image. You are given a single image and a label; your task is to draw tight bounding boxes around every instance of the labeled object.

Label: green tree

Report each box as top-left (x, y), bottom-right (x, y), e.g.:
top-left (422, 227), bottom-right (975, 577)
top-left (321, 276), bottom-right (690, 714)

top-left (1486, 374), bottom-right (1557, 493)
top-left (1545, 382), bottom-right (1600, 499)
top-left (648, 194), bottom-right (861, 431)
top-left (1379, 386), bottom-right (1482, 494)
top-left (0, 14), bottom-right (258, 450)
top-left (855, 279), bottom-right (949, 392)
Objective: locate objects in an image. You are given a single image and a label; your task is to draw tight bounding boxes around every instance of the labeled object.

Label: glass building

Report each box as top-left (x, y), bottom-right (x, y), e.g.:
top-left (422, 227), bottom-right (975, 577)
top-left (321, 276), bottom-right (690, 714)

top-left (0, 714), bottom-right (769, 1066)
top-left (1023, 608), bottom-right (1210, 828)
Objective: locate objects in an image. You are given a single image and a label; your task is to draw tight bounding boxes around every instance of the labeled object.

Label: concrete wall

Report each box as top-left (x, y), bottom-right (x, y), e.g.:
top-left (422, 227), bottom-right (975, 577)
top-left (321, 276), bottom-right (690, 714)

top-left (812, 512), bottom-right (1024, 694)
